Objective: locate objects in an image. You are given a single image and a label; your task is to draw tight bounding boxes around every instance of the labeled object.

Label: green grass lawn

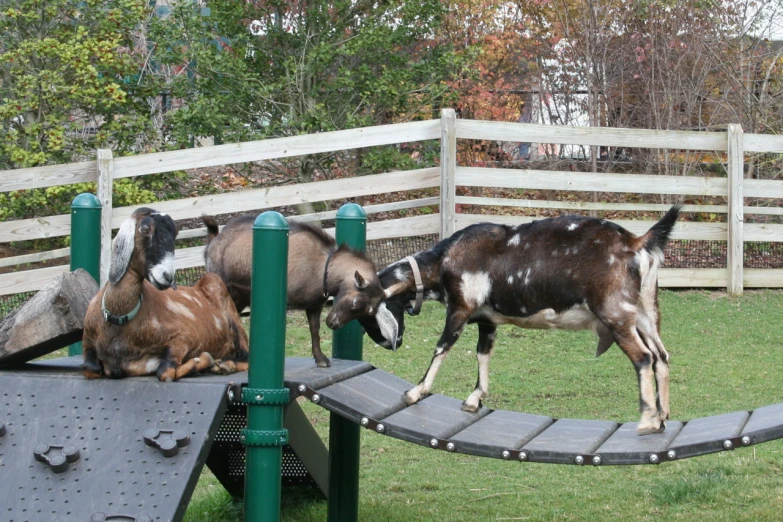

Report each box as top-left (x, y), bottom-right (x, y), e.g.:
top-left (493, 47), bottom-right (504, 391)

top-left (182, 289), bottom-right (783, 521)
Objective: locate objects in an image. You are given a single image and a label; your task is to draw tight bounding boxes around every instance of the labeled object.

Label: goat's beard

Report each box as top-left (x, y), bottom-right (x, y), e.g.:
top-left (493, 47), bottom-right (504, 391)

top-left (375, 302), bottom-right (399, 351)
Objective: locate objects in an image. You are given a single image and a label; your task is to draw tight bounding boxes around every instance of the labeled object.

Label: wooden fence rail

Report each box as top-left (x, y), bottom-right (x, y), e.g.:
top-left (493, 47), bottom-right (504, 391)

top-left (3, 110), bottom-right (783, 297)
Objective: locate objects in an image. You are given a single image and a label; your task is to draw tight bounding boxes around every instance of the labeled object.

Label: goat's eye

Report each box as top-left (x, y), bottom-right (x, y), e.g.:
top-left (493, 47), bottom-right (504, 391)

top-left (139, 224), bottom-right (151, 236)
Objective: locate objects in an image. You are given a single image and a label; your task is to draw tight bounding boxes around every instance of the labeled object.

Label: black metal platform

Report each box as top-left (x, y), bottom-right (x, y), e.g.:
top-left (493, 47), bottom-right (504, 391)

top-left (3, 356), bottom-right (782, 520)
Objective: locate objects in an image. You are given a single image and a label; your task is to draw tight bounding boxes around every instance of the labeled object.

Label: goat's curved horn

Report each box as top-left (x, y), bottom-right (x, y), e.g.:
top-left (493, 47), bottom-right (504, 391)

top-left (109, 216), bottom-right (137, 285)
top-left (383, 281), bottom-right (409, 299)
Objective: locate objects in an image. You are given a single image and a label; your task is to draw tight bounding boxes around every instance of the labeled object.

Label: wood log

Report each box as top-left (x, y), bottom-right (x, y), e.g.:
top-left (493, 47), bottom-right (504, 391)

top-left (0, 269), bottom-right (99, 366)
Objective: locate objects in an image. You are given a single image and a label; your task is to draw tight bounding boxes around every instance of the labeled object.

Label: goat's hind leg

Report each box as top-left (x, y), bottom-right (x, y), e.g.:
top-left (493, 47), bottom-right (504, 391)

top-left (403, 306), bottom-right (471, 406)
top-left (462, 322), bottom-right (497, 412)
top-left (157, 352), bottom-right (216, 381)
top-left (606, 322), bottom-right (664, 435)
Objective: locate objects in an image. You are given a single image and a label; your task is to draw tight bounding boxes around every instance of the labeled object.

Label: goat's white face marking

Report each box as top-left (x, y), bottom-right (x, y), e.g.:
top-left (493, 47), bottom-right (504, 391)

top-left (145, 357), bottom-right (162, 374)
top-left (461, 272), bottom-right (492, 306)
top-left (167, 300), bottom-right (196, 321)
top-left (375, 302), bottom-right (399, 350)
top-left (567, 223), bottom-right (578, 231)
top-left (507, 234), bottom-right (521, 247)
top-left (150, 253), bottom-right (175, 288)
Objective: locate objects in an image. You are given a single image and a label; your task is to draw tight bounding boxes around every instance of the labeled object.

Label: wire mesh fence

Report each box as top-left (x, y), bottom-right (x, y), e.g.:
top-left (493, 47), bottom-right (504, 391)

top-left (5, 235), bottom-right (783, 321)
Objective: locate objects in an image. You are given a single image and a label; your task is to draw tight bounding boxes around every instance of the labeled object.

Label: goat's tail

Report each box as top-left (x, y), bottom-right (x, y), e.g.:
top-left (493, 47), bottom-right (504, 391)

top-left (202, 215), bottom-right (220, 247)
top-left (640, 205), bottom-right (681, 253)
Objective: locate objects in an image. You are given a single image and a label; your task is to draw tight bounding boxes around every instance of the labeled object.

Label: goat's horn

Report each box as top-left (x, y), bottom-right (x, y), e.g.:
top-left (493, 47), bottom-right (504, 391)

top-left (383, 282), bottom-right (409, 299)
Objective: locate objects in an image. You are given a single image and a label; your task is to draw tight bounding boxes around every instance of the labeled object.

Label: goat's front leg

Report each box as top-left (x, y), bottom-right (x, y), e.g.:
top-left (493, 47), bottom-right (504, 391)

top-left (306, 305), bottom-right (330, 368)
top-left (403, 305), bottom-right (471, 406)
top-left (462, 322), bottom-right (497, 412)
top-left (81, 345), bottom-right (103, 379)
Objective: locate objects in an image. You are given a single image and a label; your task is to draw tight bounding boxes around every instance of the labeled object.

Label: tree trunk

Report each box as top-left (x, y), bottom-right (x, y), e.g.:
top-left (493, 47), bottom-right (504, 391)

top-left (0, 269), bottom-right (99, 366)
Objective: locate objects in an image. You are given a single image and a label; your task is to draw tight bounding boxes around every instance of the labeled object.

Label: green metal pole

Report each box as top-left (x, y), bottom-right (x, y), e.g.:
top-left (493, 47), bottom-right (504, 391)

top-left (70, 193), bottom-right (101, 356)
top-left (327, 203), bottom-right (367, 522)
top-left (242, 212), bottom-right (290, 522)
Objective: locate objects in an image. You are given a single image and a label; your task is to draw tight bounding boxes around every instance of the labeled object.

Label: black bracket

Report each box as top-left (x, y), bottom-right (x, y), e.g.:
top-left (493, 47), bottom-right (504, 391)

top-left (90, 514), bottom-right (153, 522)
top-left (142, 428), bottom-right (190, 457)
top-left (242, 387), bottom-right (290, 405)
top-left (33, 443), bottom-right (80, 473)
top-left (240, 428), bottom-right (289, 447)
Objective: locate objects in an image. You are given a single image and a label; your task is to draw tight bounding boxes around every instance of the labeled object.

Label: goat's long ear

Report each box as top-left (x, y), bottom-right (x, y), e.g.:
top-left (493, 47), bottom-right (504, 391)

top-left (109, 217), bottom-right (136, 284)
top-left (354, 271), bottom-right (368, 290)
top-left (383, 281), bottom-right (408, 299)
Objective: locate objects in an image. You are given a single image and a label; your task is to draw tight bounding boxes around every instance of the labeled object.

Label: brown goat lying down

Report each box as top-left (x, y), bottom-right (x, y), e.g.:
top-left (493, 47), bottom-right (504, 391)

top-left (202, 215), bottom-right (387, 367)
top-left (81, 208), bottom-right (249, 381)
top-left (360, 207), bottom-right (681, 435)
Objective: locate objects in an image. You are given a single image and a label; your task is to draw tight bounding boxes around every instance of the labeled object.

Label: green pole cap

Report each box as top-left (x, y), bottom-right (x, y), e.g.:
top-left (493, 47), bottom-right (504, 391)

top-left (336, 203), bottom-right (367, 220)
top-left (71, 193), bottom-right (101, 209)
top-left (253, 211), bottom-right (289, 231)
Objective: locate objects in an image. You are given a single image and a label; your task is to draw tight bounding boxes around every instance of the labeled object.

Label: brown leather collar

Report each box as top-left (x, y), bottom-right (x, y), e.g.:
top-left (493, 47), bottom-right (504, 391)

top-left (404, 255), bottom-right (424, 316)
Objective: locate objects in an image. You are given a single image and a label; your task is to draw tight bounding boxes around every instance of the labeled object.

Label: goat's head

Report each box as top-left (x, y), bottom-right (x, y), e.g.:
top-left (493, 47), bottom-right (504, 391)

top-left (357, 278), bottom-right (409, 351)
top-left (109, 208), bottom-right (179, 290)
top-left (323, 246), bottom-right (386, 330)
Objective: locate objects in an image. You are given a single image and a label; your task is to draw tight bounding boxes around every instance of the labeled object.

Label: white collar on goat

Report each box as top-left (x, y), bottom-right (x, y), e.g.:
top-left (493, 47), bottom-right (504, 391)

top-left (101, 291), bottom-right (142, 325)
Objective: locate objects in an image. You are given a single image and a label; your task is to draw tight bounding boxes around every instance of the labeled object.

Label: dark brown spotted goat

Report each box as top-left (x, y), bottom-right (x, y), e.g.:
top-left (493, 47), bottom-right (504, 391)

top-left (81, 208), bottom-right (249, 381)
top-left (359, 207), bottom-right (681, 435)
top-left (202, 215), bottom-right (386, 367)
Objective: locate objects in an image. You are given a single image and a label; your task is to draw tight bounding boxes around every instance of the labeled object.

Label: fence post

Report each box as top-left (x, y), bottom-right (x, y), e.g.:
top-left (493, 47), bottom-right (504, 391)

top-left (727, 124), bottom-right (744, 296)
top-left (69, 193), bottom-right (101, 356)
top-left (242, 211), bottom-right (290, 522)
top-left (440, 108), bottom-right (457, 239)
top-left (96, 149), bottom-right (114, 288)
top-left (327, 203), bottom-right (367, 522)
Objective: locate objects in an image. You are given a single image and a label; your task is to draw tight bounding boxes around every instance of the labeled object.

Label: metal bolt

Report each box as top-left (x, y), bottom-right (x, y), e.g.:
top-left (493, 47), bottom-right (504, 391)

top-left (255, 394), bottom-right (263, 401)
top-left (446, 442), bottom-right (456, 452)
top-left (723, 439), bottom-right (733, 450)
top-left (298, 384), bottom-right (306, 394)
top-left (430, 438), bottom-right (439, 448)
top-left (519, 451), bottom-right (528, 461)
top-left (502, 450), bottom-right (511, 460)
top-left (311, 393), bottom-right (321, 404)
top-left (575, 455), bottom-right (584, 465)
top-left (742, 436), bottom-right (751, 446)
top-left (227, 389), bottom-right (235, 402)
top-left (649, 453), bottom-right (660, 464)
top-left (360, 417), bottom-right (369, 427)
top-left (376, 423), bottom-right (385, 433)
top-left (592, 456), bottom-right (602, 466)
top-left (667, 450), bottom-right (677, 460)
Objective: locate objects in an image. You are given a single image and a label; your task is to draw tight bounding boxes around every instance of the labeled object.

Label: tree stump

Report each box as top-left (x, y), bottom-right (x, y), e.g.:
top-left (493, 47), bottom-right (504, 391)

top-left (0, 269), bottom-right (99, 366)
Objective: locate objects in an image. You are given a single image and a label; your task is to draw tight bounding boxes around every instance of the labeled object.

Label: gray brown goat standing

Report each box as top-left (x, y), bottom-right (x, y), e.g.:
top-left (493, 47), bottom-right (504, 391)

top-left (81, 208), bottom-right (250, 381)
top-left (202, 215), bottom-right (386, 367)
top-left (360, 207), bottom-right (681, 435)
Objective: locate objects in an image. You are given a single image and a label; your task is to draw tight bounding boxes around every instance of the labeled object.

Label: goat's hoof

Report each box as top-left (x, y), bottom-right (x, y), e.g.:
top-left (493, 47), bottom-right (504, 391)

top-left (637, 421), bottom-right (665, 436)
top-left (316, 358), bottom-right (331, 368)
top-left (82, 370), bottom-right (102, 379)
top-left (402, 390), bottom-right (420, 406)
top-left (460, 401), bottom-right (480, 413)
